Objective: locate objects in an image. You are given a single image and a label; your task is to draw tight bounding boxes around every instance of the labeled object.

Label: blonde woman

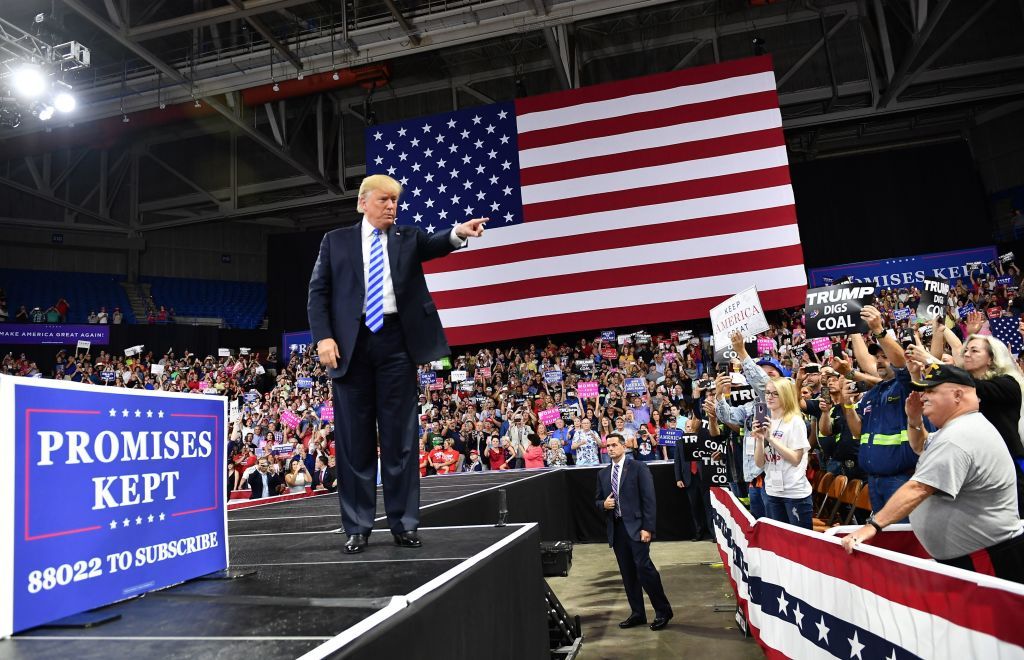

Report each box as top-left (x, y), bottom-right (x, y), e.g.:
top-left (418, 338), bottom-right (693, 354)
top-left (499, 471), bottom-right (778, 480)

top-left (750, 377), bottom-right (813, 528)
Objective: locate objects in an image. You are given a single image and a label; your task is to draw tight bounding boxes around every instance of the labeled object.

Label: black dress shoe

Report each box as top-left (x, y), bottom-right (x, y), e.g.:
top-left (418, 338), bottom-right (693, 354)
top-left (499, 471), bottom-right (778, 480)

top-left (650, 613), bottom-right (673, 631)
top-left (618, 615), bottom-right (647, 629)
top-left (393, 531), bottom-right (422, 548)
top-left (344, 534), bottom-right (367, 554)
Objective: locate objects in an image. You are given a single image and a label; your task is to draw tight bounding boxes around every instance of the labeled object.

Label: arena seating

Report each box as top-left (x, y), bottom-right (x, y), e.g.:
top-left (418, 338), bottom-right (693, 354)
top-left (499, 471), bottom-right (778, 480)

top-left (142, 276), bottom-right (266, 329)
top-left (0, 268), bottom-right (135, 324)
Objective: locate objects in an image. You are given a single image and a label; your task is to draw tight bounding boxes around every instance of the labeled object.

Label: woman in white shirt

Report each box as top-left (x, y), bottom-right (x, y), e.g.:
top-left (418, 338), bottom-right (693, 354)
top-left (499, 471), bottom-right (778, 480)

top-left (751, 378), bottom-right (813, 529)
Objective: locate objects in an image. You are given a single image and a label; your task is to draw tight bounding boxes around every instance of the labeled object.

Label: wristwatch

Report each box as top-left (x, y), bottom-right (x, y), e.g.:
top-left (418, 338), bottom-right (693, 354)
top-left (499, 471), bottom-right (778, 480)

top-left (871, 329), bottom-right (887, 340)
top-left (866, 515), bottom-right (884, 533)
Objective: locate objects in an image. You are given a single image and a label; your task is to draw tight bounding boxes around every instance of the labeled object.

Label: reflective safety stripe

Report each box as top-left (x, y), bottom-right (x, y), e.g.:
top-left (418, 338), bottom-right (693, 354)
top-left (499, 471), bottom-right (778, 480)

top-left (861, 430), bottom-right (908, 446)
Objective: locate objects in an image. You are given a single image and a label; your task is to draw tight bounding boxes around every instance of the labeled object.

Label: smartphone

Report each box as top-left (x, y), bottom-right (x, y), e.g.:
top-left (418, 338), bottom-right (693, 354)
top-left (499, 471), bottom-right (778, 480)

top-left (805, 364), bottom-right (820, 374)
top-left (754, 401), bottom-right (768, 426)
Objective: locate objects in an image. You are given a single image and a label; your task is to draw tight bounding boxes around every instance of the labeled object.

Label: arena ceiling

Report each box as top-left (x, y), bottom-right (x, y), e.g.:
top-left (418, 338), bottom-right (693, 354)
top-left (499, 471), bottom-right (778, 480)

top-left (0, 0), bottom-right (1022, 236)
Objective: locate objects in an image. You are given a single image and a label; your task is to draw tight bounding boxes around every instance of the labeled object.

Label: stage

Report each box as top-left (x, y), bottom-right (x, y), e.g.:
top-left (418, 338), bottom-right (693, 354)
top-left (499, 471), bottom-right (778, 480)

top-left (4, 464), bottom-right (694, 658)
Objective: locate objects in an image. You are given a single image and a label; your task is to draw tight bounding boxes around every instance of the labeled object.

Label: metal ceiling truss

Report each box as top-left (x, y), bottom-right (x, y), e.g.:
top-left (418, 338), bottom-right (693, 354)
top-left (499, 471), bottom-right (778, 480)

top-left (0, 0), bottom-right (1021, 235)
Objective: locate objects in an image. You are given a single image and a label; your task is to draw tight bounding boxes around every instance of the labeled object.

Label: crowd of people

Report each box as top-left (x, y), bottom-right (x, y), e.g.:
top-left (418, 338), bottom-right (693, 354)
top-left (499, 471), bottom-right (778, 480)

top-left (4, 275), bottom-right (1023, 582)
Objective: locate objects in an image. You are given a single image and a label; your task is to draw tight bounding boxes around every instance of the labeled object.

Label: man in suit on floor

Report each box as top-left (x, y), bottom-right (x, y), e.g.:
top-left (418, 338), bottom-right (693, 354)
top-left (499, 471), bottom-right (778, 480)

top-left (595, 433), bottom-right (673, 631)
top-left (308, 174), bottom-right (486, 554)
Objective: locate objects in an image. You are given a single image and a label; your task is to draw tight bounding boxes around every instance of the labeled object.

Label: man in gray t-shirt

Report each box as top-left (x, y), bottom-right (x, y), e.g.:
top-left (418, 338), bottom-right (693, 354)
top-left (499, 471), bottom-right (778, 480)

top-left (842, 365), bottom-right (1023, 579)
top-left (909, 410), bottom-right (1019, 559)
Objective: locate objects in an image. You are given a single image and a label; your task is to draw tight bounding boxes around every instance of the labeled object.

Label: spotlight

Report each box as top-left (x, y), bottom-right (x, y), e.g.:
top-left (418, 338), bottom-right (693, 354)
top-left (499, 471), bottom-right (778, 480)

top-left (159, 102), bottom-right (166, 110)
top-left (272, 82), bottom-right (280, 92)
top-left (332, 71), bottom-right (339, 81)
top-left (297, 73), bottom-right (304, 80)
top-left (122, 114), bottom-right (130, 123)
top-left (12, 64), bottom-right (47, 99)
top-left (194, 99), bottom-right (201, 108)
top-left (53, 91), bottom-right (75, 113)
top-left (37, 105), bottom-right (54, 121)
top-left (752, 36), bottom-right (766, 56)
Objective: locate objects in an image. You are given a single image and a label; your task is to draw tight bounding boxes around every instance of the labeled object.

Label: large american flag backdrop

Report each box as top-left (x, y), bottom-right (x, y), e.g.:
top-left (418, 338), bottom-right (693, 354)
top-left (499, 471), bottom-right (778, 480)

top-left (365, 56), bottom-right (807, 346)
top-left (711, 488), bottom-right (1024, 659)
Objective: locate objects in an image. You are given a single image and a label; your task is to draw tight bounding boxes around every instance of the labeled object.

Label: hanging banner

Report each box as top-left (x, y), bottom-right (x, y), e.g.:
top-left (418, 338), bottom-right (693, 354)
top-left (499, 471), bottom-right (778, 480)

top-left (804, 284), bottom-right (875, 338)
top-left (0, 376), bottom-right (227, 636)
top-left (807, 246), bottom-right (998, 288)
top-left (710, 488), bottom-right (1024, 660)
top-left (0, 325), bottom-right (109, 346)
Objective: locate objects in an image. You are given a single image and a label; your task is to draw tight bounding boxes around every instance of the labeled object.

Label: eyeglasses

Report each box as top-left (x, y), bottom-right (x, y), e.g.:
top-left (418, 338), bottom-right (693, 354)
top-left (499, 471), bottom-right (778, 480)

top-left (764, 391), bottom-right (779, 397)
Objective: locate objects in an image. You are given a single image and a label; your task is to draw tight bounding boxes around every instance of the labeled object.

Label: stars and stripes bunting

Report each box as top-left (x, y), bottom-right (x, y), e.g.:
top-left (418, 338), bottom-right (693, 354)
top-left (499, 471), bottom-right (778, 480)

top-left (365, 55), bottom-right (807, 346)
top-left (710, 488), bottom-right (1024, 659)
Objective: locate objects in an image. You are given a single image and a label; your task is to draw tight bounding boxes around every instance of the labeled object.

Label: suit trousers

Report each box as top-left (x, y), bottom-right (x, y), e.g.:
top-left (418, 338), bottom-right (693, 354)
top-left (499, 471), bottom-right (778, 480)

top-left (332, 316), bottom-right (418, 536)
top-left (685, 473), bottom-right (715, 538)
top-left (612, 517), bottom-right (672, 619)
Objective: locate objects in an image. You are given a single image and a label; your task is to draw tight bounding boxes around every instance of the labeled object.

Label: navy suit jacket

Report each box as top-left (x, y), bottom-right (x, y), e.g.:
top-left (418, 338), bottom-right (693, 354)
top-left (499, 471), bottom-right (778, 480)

top-left (595, 457), bottom-right (657, 546)
top-left (307, 223), bottom-right (459, 378)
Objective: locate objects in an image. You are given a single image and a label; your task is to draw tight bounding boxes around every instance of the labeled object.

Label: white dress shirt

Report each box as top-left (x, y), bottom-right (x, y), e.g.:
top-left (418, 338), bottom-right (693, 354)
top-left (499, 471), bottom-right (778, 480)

top-left (360, 217), bottom-right (467, 315)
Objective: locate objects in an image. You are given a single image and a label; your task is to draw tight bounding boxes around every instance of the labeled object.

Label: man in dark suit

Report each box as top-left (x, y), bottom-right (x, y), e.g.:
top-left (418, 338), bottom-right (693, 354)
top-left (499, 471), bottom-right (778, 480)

top-left (673, 408), bottom-right (719, 541)
top-left (248, 458), bottom-right (283, 499)
top-left (308, 174), bottom-right (486, 554)
top-left (314, 454), bottom-right (337, 493)
top-left (595, 433), bottom-right (673, 631)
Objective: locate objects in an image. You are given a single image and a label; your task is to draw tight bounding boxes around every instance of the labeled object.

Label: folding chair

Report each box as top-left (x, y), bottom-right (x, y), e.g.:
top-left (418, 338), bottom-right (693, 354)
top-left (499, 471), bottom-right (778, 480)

top-left (813, 472), bottom-right (835, 510)
top-left (812, 475), bottom-right (847, 531)
top-left (844, 482), bottom-right (872, 525)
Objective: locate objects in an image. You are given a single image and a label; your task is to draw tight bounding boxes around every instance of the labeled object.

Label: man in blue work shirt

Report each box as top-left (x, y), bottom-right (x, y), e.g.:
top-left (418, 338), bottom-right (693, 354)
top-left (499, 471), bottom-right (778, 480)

top-left (839, 305), bottom-right (922, 517)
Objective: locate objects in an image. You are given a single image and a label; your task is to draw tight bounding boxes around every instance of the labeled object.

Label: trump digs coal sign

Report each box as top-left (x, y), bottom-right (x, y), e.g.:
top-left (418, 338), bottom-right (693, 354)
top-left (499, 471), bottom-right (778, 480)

top-left (0, 375), bottom-right (228, 635)
top-left (804, 284), bottom-right (876, 338)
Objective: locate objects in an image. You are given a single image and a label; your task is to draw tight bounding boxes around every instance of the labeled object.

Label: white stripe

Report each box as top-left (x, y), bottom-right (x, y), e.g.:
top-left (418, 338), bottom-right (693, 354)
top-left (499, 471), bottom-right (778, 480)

top-left (426, 223), bottom-right (800, 291)
top-left (516, 71), bottom-right (777, 134)
top-left (448, 185), bottom-right (795, 252)
top-left (438, 264), bottom-right (807, 327)
top-left (519, 108), bottom-right (782, 169)
top-left (521, 145), bottom-right (788, 205)
top-left (404, 523), bottom-right (537, 602)
top-left (295, 596), bottom-right (408, 660)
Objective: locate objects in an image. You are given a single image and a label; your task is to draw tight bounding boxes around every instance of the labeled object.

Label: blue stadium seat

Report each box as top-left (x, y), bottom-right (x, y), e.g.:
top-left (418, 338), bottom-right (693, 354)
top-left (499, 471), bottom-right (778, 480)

top-left (141, 276), bottom-right (266, 329)
top-left (0, 269), bottom-right (135, 324)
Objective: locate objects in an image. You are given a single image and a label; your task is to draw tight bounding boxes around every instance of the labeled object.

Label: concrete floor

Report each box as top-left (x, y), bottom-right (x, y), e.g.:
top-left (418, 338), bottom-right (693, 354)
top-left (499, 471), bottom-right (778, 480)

top-left (547, 541), bottom-right (763, 660)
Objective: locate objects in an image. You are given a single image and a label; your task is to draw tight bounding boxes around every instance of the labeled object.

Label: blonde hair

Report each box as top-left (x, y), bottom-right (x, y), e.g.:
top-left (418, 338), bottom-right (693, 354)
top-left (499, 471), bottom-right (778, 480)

top-left (770, 377), bottom-right (801, 423)
top-left (357, 174), bottom-right (402, 213)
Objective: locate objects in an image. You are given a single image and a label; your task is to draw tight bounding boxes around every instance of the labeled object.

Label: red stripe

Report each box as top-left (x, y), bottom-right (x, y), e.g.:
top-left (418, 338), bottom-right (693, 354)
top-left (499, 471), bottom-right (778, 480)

top-left (969, 548), bottom-right (997, 577)
top-left (713, 487), bottom-right (754, 537)
top-left (425, 206), bottom-right (797, 274)
top-left (521, 128), bottom-right (785, 187)
top-left (431, 245), bottom-right (804, 309)
top-left (515, 55), bottom-right (774, 115)
top-left (522, 166), bottom-right (792, 222)
top-left (518, 91), bottom-right (781, 150)
top-left (754, 523), bottom-right (1024, 647)
top-left (444, 286), bottom-right (806, 346)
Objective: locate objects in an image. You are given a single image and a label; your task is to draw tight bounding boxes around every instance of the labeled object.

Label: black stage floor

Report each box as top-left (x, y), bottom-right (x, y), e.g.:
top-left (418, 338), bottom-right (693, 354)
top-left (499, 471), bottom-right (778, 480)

top-left (1, 471), bottom-right (555, 659)
top-left (4, 466), bottom-right (692, 658)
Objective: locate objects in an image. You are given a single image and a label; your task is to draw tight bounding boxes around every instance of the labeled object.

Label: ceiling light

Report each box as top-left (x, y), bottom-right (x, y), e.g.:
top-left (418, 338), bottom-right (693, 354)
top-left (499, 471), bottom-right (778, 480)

top-left (11, 65), bottom-right (47, 99)
top-left (332, 71), bottom-right (340, 81)
top-left (53, 91), bottom-right (76, 113)
top-left (122, 114), bottom-right (130, 123)
top-left (37, 105), bottom-right (54, 121)
top-left (272, 82), bottom-right (280, 92)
